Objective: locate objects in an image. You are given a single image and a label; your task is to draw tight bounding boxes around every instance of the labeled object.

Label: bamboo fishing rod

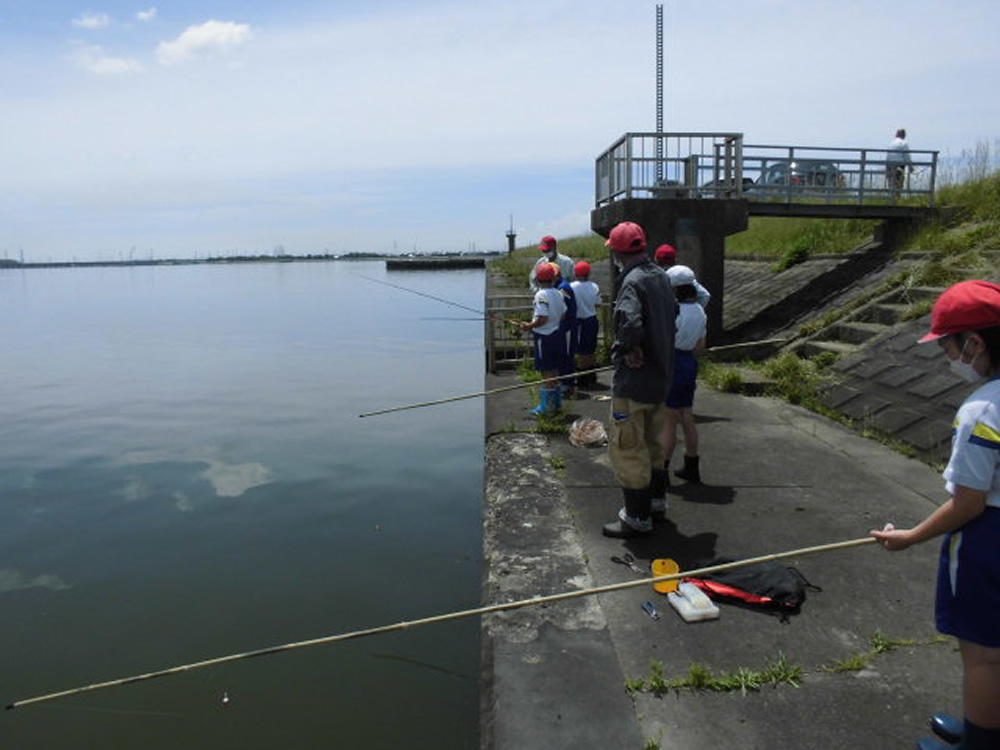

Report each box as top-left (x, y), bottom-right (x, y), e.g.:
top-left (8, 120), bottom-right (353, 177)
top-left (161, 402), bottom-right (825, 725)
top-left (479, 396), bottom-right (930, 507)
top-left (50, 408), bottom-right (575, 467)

top-left (6, 536), bottom-right (876, 711)
top-left (357, 336), bottom-right (788, 418)
top-left (357, 366), bottom-right (612, 418)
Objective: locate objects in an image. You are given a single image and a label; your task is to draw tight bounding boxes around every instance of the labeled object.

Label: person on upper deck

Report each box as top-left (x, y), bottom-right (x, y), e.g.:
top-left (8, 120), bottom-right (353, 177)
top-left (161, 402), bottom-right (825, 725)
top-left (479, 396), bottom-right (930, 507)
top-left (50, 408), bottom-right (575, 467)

top-left (886, 128), bottom-right (912, 192)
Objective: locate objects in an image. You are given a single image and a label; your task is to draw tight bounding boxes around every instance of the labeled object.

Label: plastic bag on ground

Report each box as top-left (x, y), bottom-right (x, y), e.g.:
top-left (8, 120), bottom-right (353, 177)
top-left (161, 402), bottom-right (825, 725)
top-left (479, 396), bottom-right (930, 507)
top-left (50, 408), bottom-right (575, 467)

top-left (569, 417), bottom-right (608, 447)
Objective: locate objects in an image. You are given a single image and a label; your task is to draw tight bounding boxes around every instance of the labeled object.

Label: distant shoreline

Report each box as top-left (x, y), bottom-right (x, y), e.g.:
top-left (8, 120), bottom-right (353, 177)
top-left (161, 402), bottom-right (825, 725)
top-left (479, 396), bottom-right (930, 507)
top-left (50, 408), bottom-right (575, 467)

top-left (0, 252), bottom-right (498, 271)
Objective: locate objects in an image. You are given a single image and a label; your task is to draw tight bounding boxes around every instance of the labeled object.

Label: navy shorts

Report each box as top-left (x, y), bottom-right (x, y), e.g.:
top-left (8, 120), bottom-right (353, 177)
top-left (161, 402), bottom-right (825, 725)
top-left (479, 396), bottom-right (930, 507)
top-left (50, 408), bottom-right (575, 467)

top-left (935, 507), bottom-right (1000, 647)
top-left (577, 316), bottom-right (599, 356)
top-left (666, 350), bottom-right (698, 409)
top-left (532, 330), bottom-right (564, 372)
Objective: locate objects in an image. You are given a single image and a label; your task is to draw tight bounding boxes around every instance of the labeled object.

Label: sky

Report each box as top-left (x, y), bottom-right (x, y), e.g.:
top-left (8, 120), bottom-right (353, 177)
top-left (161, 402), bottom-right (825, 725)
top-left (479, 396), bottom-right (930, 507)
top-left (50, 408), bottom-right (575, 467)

top-left (1, 0), bottom-right (999, 262)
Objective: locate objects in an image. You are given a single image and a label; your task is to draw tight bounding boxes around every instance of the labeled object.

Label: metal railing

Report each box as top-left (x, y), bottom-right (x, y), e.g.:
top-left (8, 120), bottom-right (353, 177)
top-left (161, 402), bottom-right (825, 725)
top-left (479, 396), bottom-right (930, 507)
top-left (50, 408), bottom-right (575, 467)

top-left (595, 133), bottom-right (939, 207)
top-left (596, 132), bottom-right (744, 205)
top-left (485, 295), bottom-right (613, 374)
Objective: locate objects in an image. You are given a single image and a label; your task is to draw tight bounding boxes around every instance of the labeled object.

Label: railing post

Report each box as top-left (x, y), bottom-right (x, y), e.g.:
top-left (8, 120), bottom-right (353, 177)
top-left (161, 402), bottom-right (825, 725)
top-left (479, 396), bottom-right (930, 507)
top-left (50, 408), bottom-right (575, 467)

top-left (929, 151), bottom-right (938, 207)
top-left (625, 135), bottom-right (634, 200)
top-left (859, 150), bottom-right (868, 205)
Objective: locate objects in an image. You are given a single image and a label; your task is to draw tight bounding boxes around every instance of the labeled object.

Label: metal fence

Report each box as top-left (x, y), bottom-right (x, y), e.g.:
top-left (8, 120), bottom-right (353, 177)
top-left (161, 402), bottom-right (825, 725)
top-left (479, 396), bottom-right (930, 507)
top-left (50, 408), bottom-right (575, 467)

top-left (595, 132), bottom-right (744, 205)
top-left (485, 295), bottom-right (613, 374)
top-left (595, 133), bottom-right (939, 207)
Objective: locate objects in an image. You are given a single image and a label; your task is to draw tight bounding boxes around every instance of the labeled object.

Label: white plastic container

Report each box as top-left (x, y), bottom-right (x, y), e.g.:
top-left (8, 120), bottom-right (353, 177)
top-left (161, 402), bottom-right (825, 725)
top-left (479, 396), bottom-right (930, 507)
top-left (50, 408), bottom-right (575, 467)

top-left (667, 582), bottom-right (720, 622)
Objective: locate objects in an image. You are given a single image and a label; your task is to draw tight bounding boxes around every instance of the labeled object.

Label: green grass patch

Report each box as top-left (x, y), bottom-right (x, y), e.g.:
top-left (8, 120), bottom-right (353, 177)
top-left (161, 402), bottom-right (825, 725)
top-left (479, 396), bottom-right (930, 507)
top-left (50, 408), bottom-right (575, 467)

top-left (699, 360), bottom-right (746, 392)
top-left (490, 235), bottom-right (610, 283)
top-left (822, 630), bottom-right (951, 673)
top-left (517, 358), bottom-right (542, 383)
top-left (759, 351), bottom-right (826, 405)
top-left (726, 216), bottom-right (878, 262)
top-left (626, 654), bottom-right (801, 698)
top-left (531, 411), bottom-right (569, 434)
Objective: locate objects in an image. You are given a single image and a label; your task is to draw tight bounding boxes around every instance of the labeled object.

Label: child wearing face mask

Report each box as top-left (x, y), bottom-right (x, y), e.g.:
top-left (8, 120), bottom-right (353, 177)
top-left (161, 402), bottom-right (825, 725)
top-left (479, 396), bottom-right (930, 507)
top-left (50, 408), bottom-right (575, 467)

top-left (872, 280), bottom-right (1000, 750)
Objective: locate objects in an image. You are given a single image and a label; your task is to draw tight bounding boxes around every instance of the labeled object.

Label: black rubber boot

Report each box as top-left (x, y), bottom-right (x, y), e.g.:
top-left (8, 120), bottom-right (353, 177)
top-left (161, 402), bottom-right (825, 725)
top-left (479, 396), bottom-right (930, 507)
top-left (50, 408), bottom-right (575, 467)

top-left (915, 738), bottom-right (958, 750)
top-left (602, 487), bottom-right (653, 538)
top-left (650, 469), bottom-right (669, 522)
top-left (964, 719), bottom-right (1000, 750)
top-left (674, 454), bottom-right (701, 483)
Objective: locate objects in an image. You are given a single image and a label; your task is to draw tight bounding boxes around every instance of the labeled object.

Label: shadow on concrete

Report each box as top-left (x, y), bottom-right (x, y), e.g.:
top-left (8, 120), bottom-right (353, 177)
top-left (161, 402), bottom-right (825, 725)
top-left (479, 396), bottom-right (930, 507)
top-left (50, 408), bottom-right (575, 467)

top-left (670, 482), bottom-right (737, 505)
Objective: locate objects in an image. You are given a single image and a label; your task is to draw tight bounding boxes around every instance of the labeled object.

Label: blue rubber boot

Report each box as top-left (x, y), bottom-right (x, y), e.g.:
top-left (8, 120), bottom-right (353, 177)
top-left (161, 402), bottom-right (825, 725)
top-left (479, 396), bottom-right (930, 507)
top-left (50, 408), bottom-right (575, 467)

top-left (930, 713), bottom-right (963, 744)
top-left (550, 386), bottom-right (563, 412)
top-left (530, 388), bottom-right (553, 416)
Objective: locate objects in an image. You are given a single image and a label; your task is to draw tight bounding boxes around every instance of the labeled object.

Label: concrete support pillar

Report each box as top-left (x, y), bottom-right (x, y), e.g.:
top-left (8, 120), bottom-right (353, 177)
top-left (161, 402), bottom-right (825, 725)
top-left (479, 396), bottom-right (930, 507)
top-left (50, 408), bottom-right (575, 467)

top-left (591, 199), bottom-right (749, 346)
top-left (875, 218), bottom-right (919, 253)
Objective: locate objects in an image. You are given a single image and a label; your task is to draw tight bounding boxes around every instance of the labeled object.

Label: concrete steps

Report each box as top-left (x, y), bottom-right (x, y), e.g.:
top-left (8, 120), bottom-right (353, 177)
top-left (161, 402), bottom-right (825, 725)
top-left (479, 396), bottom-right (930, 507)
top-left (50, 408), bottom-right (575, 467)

top-left (790, 284), bottom-right (942, 361)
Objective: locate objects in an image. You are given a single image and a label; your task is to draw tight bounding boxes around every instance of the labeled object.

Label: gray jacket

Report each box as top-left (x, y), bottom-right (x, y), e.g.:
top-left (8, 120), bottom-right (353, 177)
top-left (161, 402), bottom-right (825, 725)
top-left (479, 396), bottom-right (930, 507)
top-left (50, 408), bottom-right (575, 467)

top-left (611, 259), bottom-right (676, 404)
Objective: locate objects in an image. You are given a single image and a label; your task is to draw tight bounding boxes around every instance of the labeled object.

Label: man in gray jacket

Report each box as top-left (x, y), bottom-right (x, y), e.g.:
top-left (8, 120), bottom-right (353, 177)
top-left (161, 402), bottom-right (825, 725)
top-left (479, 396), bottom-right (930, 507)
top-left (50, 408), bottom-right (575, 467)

top-left (602, 221), bottom-right (677, 538)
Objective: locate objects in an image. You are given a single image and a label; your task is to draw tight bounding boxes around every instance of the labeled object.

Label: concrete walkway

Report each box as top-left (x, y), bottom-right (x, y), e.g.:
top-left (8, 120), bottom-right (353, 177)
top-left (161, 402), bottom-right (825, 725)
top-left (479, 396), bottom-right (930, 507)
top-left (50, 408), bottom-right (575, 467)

top-left (482, 376), bottom-right (960, 750)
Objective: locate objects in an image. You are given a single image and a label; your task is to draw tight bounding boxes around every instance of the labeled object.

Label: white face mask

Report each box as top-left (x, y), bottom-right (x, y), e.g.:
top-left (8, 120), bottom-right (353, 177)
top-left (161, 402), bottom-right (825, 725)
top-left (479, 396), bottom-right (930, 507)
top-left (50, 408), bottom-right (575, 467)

top-left (949, 338), bottom-right (983, 383)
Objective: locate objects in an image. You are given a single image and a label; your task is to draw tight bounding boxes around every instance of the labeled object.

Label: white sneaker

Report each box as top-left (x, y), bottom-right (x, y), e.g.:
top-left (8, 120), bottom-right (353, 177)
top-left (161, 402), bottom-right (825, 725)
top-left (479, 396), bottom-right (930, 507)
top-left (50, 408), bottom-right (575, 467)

top-left (651, 497), bottom-right (669, 520)
top-left (618, 507), bottom-right (653, 533)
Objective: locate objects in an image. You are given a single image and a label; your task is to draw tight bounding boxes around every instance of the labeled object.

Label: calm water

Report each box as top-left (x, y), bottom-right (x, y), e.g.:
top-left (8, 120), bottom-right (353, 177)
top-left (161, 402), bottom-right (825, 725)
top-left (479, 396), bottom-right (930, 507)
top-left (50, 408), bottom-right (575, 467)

top-left (0, 261), bottom-right (484, 748)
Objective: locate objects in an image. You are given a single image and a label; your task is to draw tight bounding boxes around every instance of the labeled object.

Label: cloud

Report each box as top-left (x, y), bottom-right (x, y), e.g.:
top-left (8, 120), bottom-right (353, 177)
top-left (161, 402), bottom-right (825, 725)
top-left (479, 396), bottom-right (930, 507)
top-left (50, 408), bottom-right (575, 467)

top-left (137, 7), bottom-right (158, 23)
top-left (0, 568), bottom-right (71, 595)
top-left (156, 20), bottom-right (254, 65)
top-left (199, 459), bottom-right (272, 498)
top-left (73, 44), bottom-right (144, 75)
top-left (72, 12), bottom-right (112, 30)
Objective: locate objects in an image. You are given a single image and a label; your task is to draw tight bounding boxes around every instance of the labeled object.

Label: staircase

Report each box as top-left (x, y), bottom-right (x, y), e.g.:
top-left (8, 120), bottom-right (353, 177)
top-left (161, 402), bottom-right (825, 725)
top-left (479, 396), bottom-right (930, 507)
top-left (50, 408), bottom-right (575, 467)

top-left (791, 286), bottom-right (942, 360)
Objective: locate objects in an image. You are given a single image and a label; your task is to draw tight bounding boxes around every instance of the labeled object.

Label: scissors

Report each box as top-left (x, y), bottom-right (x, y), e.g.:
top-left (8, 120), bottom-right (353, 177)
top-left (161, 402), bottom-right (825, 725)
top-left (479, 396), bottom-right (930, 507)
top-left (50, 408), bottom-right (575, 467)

top-left (611, 552), bottom-right (644, 575)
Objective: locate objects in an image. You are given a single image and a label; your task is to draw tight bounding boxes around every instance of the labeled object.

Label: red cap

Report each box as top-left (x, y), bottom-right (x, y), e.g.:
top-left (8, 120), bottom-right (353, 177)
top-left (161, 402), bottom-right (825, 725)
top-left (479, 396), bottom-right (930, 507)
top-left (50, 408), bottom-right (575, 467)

top-left (654, 244), bottom-right (676, 264)
top-left (538, 235), bottom-right (557, 252)
top-left (535, 262), bottom-right (556, 282)
top-left (604, 222), bottom-right (647, 253)
top-left (574, 261), bottom-right (591, 277)
top-left (918, 280), bottom-right (1000, 343)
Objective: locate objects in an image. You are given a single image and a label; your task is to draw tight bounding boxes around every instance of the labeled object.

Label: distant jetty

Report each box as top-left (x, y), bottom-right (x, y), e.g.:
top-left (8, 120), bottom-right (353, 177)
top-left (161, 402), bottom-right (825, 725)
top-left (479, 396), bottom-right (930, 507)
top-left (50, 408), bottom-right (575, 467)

top-left (385, 256), bottom-right (486, 270)
top-left (2, 252), bottom-right (497, 271)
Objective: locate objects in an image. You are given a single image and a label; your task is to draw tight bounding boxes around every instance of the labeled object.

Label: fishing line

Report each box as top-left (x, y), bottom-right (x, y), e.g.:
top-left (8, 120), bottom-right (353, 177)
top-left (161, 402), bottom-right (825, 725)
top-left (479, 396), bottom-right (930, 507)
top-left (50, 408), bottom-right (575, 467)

top-left (357, 336), bottom-right (787, 418)
top-left (357, 366), bottom-right (612, 418)
top-left (29, 703), bottom-right (187, 717)
top-left (355, 273), bottom-right (522, 324)
top-left (5, 536), bottom-right (875, 711)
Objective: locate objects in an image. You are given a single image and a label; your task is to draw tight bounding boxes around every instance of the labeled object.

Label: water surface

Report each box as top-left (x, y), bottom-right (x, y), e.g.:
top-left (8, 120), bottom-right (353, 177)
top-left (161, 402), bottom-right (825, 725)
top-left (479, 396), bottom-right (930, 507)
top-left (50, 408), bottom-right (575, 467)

top-left (0, 261), bottom-right (484, 748)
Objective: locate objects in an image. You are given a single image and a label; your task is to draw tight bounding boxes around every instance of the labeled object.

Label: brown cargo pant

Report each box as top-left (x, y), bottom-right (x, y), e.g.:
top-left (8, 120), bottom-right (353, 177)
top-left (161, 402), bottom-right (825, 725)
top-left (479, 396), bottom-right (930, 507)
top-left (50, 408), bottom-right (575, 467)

top-left (608, 397), bottom-right (667, 490)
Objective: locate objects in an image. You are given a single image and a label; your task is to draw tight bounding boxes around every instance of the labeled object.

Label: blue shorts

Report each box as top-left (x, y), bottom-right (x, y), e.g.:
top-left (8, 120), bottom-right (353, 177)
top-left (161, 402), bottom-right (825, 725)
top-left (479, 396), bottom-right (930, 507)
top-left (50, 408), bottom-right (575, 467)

top-left (532, 330), bottom-right (564, 372)
top-left (666, 350), bottom-right (698, 409)
top-left (935, 507), bottom-right (1000, 647)
top-left (577, 316), bottom-right (599, 356)
top-left (558, 321), bottom-right (577, 376)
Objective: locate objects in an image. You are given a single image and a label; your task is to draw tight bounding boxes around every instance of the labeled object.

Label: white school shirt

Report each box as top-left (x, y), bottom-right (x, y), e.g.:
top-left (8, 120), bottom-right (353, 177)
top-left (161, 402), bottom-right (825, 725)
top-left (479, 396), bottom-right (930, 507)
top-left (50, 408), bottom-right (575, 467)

top-left (570, 280), bottom-right (600, 319)
top-left (674, 301), bottom-right (707, 351)
top-left (944, 377), bottom-right (1000, 508)
top-left (532, 287), bottom-right (566, 336)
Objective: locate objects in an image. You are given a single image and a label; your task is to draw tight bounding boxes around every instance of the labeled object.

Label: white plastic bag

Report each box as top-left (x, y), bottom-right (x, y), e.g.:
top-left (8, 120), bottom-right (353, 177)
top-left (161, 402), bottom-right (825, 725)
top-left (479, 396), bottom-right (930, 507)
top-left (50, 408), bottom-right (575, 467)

top-left (568, 417), bottom-right (608, 447)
